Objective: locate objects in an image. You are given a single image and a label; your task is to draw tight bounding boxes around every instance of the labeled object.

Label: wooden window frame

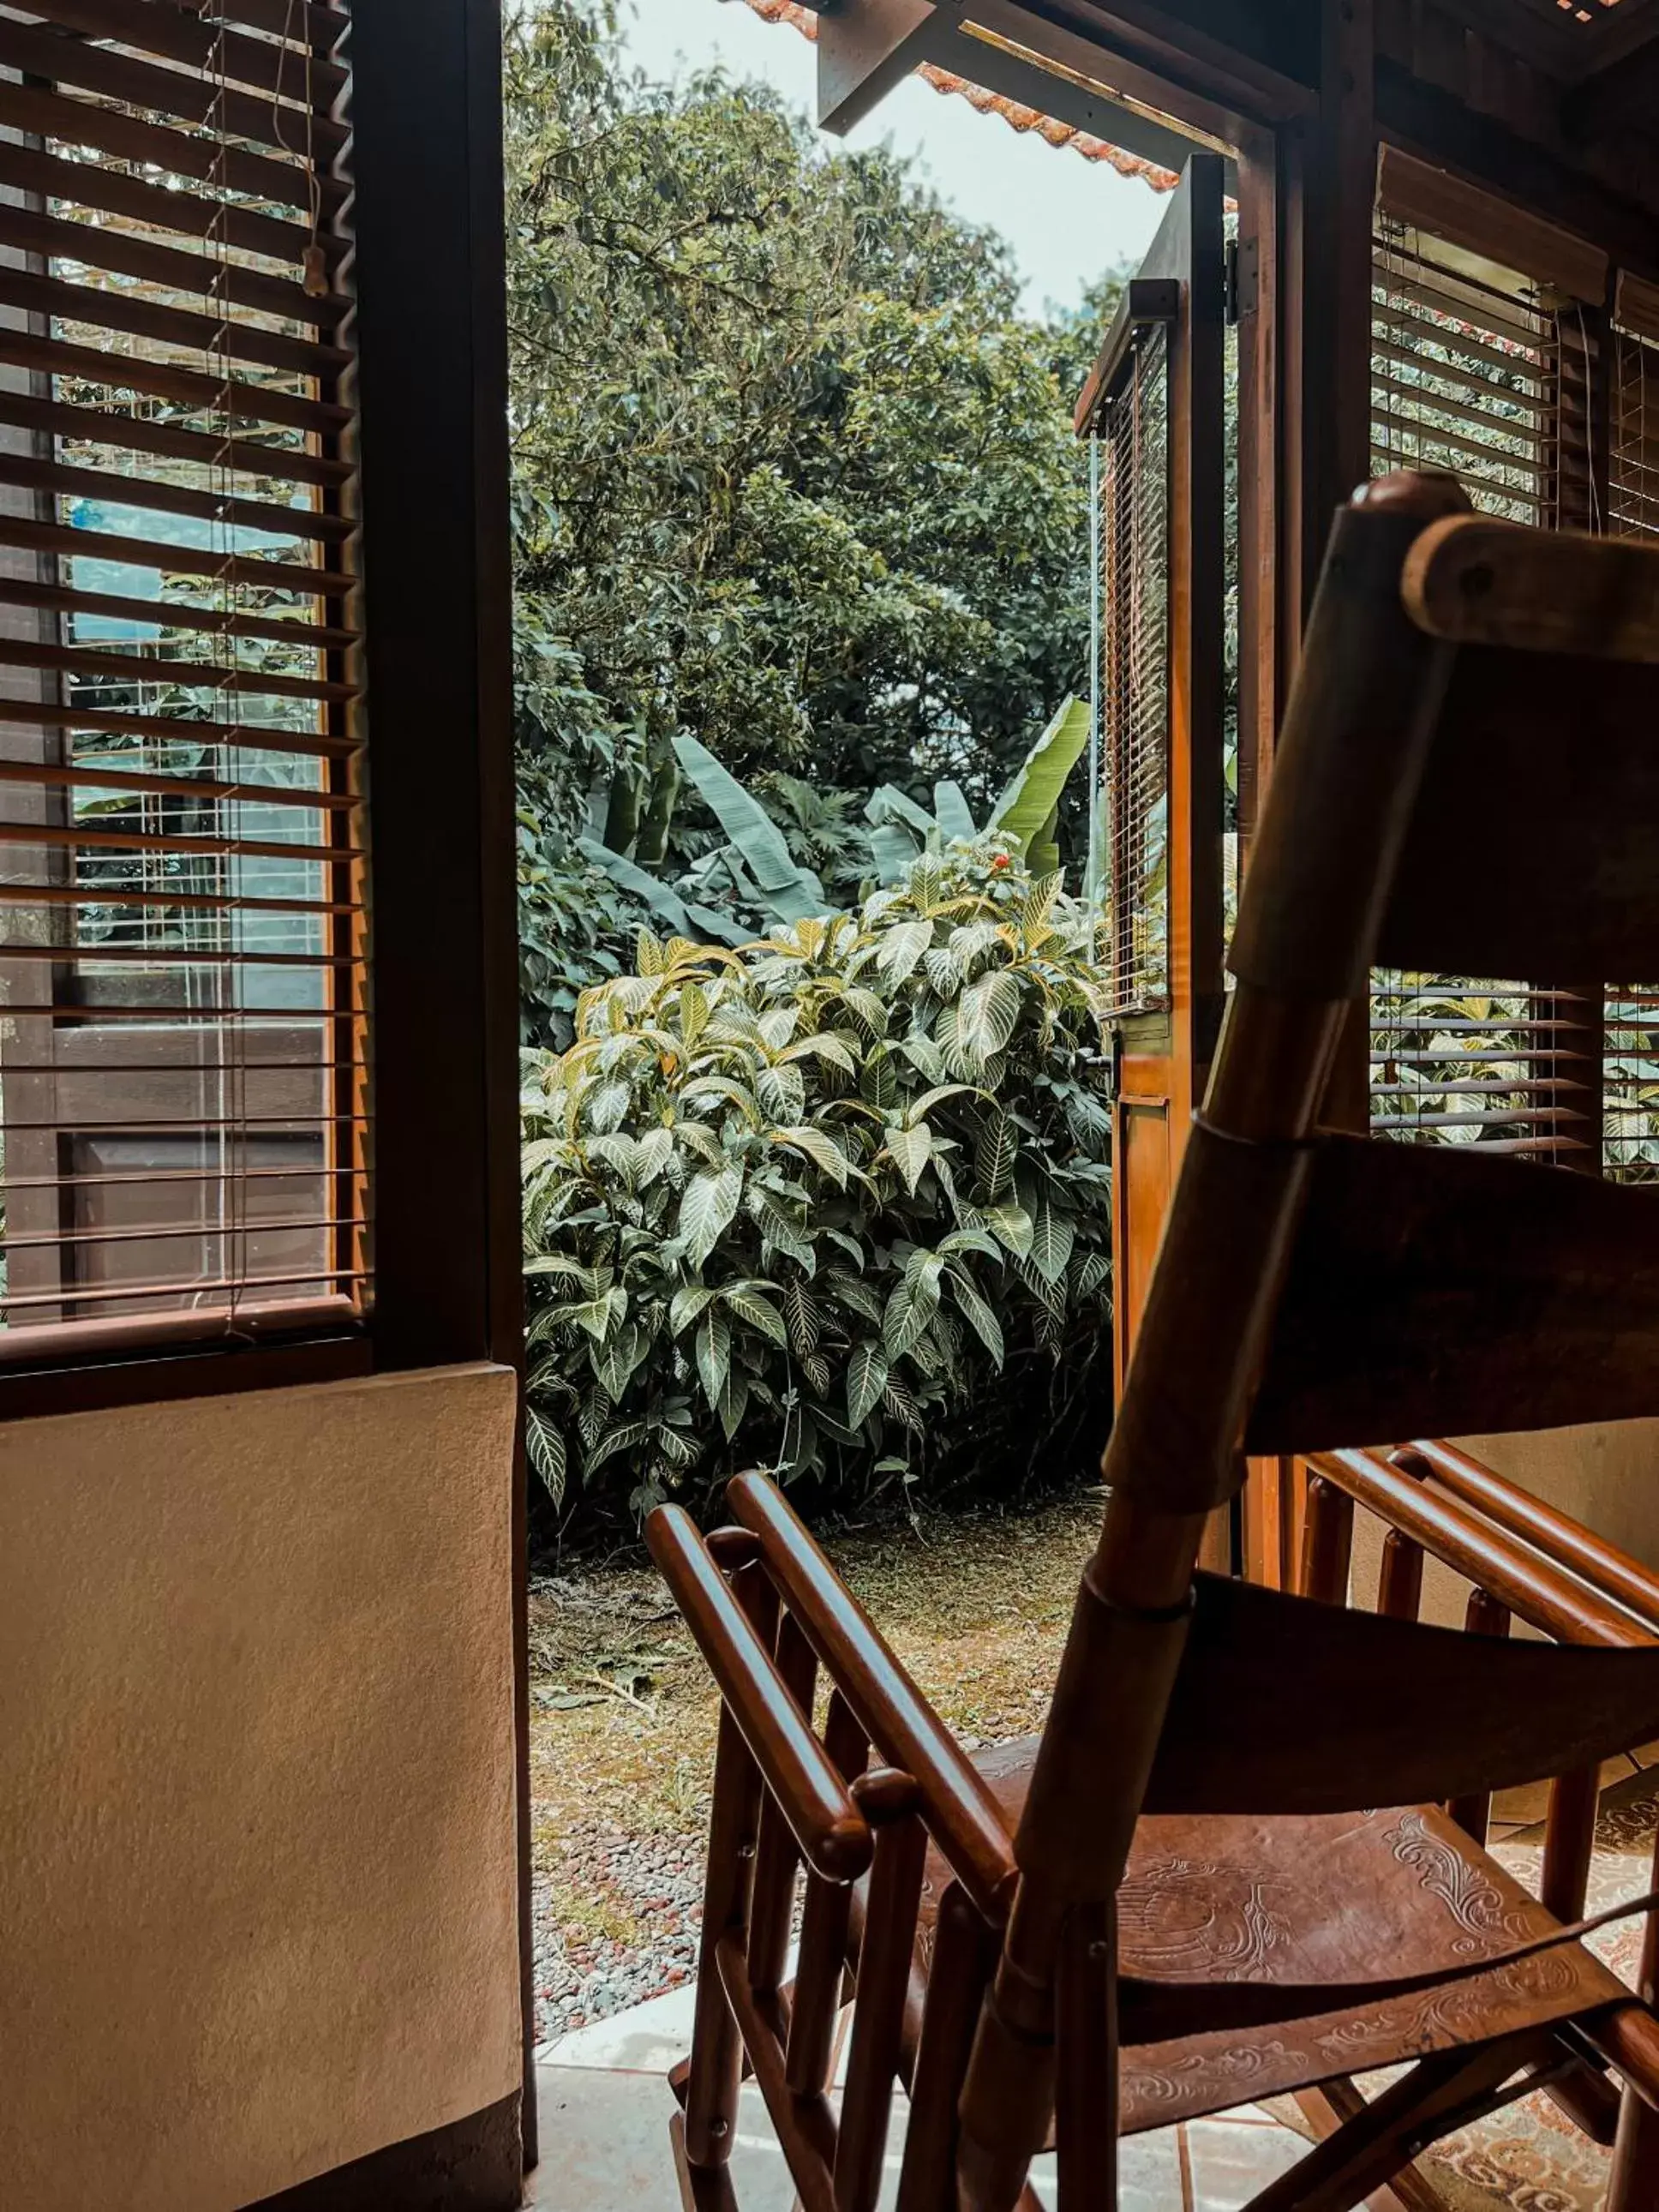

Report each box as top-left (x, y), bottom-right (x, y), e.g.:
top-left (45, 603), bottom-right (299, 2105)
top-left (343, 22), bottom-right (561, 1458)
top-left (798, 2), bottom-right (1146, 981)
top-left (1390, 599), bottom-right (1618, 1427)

top-left (0, 0), bottom-right (522, 1430)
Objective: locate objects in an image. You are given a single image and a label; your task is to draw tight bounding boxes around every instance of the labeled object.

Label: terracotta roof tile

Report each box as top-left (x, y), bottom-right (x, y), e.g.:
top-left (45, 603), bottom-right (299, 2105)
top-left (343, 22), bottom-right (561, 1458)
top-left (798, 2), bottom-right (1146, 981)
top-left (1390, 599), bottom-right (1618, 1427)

top-left (727, 0), bottom-right (1179, 189)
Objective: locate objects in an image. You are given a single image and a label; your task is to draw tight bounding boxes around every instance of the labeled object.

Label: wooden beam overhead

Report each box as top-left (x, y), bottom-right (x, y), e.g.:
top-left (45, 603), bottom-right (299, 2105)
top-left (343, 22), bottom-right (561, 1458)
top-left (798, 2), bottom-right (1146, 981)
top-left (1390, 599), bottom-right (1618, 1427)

top-left (1562, 33), bottom-right (1659, 146)
top-left (817, 0), bottom-right (941, 133)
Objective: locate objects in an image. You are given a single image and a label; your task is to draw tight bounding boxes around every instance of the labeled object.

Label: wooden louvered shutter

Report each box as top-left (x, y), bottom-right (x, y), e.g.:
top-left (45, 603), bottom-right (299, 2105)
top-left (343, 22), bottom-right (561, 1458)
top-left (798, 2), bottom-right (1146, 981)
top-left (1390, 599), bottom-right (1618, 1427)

top-left (1367, 155), bottom-right (1607, 1169)
top-left (1093, 313), bottom-right (1171, 1017)
top-left (0, 1), bottom-right (367, 1352)
top-left (1601, 273), bottom-right (1659, 1185)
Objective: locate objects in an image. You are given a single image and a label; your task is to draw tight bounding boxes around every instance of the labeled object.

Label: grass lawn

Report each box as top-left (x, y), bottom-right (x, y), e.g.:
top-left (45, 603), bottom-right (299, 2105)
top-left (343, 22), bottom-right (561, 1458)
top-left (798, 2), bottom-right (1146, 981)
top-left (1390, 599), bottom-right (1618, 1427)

top-left (526, 1486), bottom-right (1099, 2003)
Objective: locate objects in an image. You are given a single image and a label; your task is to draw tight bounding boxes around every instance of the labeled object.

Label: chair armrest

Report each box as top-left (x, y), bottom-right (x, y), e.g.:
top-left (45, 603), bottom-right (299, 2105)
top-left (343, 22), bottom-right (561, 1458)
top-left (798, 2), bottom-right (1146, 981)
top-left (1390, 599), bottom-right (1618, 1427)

top-left (1398, 1440), bottom-right (1659, 1638)
top-left (1310, 1448), bottom-right (1650, 1649)
top-left (727, 1470), bottom-right (1018, 1921)
top-left (646, 1504), bottom-right (872, 1884)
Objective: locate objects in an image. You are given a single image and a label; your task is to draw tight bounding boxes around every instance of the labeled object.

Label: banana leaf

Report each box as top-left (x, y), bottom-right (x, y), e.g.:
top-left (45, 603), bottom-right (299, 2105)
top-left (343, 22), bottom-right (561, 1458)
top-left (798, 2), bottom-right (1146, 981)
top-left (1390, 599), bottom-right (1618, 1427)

top-left (987, 694), bottom-right (1091, 860)
top-left (577, 836), bottom-right (747, 945)
top-left (674, 731), bottom-right (827, 920)
top-left (933, 780), bottom-right (978, 843)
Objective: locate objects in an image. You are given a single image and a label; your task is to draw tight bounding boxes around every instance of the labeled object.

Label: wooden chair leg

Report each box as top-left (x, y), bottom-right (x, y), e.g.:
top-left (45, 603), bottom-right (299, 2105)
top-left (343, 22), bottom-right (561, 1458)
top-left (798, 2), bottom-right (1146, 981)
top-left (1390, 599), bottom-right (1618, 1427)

top-left (672, 2110), bottom-right (742, 2212)
top-left (1239, 2035), bottom-right (1549, 2212)
top-left (1291, 2082), bottom-right (1449, 2212)
top-left (1608, 2080), bottom-right (1659, 2212)
top-left (1054, 1898), bottom-right (1116, 2212)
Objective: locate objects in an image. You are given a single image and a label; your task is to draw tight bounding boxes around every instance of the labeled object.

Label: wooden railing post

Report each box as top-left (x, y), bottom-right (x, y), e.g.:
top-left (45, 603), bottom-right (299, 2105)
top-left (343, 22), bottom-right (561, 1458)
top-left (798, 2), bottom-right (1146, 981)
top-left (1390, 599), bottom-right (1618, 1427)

top-left (684, 1538), bottom-right (774, 2171)
top-left (1300, 1471), bottom-right (1355, 1604)
top-left (835, 1770), bottom-right (929, 2212)
top-left (1446, 1587), bottom-right (1509, 1843)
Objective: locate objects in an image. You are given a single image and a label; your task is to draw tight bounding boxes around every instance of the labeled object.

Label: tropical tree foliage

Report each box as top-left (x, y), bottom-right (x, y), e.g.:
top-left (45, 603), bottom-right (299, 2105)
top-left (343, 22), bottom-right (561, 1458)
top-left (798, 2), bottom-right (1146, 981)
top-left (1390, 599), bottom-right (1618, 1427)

top-left (522, 845), bottom-right (1115, 1529)
top-left (506, 0), bottom-right (1117, 1040)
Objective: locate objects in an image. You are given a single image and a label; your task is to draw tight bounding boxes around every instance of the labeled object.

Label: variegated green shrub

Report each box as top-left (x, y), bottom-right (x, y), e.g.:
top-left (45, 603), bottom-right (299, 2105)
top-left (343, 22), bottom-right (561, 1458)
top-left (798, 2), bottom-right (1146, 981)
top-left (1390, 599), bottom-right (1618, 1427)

top-left (521, 842), bottom-right (1114, 1528)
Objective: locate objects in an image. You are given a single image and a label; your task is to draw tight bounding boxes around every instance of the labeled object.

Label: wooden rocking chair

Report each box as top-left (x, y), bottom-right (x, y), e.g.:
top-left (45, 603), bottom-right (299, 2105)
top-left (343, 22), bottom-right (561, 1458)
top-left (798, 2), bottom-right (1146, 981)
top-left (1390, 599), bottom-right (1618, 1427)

top-left (648, 471), bottom-right (1659, 2212)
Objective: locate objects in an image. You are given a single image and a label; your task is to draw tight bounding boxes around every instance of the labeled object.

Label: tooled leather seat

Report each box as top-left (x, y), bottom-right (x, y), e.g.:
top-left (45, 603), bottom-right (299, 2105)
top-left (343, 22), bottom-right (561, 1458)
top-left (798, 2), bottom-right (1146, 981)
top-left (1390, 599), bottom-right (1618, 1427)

top-left (915, 1739), bottom-right (1624, 2134)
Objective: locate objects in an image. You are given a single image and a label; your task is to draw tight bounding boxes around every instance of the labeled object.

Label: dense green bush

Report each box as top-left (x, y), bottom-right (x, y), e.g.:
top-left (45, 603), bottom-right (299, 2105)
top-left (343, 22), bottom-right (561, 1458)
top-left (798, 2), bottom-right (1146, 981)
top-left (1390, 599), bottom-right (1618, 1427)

top-left (521, 846), bottom-right (1115, 1532)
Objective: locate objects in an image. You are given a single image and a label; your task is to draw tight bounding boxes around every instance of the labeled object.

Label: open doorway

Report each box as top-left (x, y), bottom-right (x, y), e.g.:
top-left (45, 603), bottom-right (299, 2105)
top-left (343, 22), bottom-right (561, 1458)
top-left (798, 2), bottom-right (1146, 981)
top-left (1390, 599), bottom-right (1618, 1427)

top-left (508, 0), bottom-right (1255, 2182)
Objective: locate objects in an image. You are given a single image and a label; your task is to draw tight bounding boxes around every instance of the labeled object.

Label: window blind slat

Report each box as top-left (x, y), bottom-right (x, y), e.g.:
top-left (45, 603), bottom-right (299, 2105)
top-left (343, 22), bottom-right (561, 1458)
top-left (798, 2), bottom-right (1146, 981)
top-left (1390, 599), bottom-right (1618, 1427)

top-left (0, 17), bottom-right (350, 159)
top-left (0, 78), bottom-right (349, 216)
top-left (0, 201), bottom-right (350, 332)
top-left (0, 389), bottom-right (354, 493)
top-left (0, 574), bottom-right (357, 651)
top-left (0, 267), bottom-right (350, 382)
top-left (0, 0), bottom-right (370, 1346)
top-left (0, 124), bottom-right (345, 269)
top-left (0, 328), bottom-right (349, 435)
top-left (0, 456), bottom-right (353, 548)
top-left (4, 0), bottom-right (351, 104)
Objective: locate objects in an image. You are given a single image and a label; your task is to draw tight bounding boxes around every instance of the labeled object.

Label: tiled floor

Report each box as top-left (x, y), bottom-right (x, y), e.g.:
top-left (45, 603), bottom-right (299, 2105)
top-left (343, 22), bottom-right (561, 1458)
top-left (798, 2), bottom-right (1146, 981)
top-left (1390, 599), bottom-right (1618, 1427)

top-left (528, 1755), bottom-right (1659, 2209)
top-left (527, 1987), bottom-right (1309, 2211)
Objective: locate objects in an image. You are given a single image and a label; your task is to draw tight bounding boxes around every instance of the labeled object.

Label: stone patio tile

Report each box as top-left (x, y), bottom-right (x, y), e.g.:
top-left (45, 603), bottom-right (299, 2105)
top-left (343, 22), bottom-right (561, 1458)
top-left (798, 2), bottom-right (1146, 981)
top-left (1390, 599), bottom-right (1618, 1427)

top-left (546, 1984), bottom-right (697, 2073)
top-left (1183, 2116), bottom-right (1307, 2209)
top-left (530, 2066), bottom-right (796, 2211)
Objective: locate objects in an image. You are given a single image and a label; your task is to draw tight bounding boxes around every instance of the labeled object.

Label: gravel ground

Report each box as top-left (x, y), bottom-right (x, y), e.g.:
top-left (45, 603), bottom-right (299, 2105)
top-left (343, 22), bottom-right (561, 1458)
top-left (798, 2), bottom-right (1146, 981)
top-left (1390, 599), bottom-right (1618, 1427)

top-left (526, 1491), bottom-right (1101, 2049)
top-left (532, 1824), bottom-right (704, 2047)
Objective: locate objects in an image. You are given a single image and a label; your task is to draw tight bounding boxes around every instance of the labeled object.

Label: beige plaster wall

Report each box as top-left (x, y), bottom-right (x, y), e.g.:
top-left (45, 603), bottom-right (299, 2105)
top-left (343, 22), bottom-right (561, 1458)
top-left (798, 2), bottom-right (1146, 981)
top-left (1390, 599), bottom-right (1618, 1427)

top-left (1351, 1420), bottom-right (1659, 1630)
top-left (0, 1361), bottom-right (522, 2212)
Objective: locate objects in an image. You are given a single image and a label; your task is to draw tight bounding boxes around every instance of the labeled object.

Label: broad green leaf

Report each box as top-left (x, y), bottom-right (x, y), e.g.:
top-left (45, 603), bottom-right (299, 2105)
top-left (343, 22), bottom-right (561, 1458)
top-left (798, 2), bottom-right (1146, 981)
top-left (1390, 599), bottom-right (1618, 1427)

top-left (859, 1046), bottom-right (900, 1113)
top-left (886, 1121), bottom-right (932, 1195)
top-left (974, 1107), bottom-right (1016, 1198)
top-left (657, 1423), bottom-right (698, 1471)
top-left (673, 731), bottom-right (827, 920)
top-left (524, 1406), bottom-right (566, 1504)
top-left (635, 1126), bottom-right (675, 1185)
top-left (749, 1188), bottom-right (816, 1272)
top-left (680, 1161), bottom-right (743, 1265)
top-left (772, 1125), bottom-right (849, 1187)
top-left (982, 1201), bottom-right (1034, 1258)
top-left (780, 1031), bottom-right (857, 1076)
top-left (669, 1285), bottom-right (716, 1335)
top-left (584, 1132), bottom-right (638, 1180)
top-left (782, 1278), bottom-right (821, 1355)
top-left (1021, 872), bottom-right (1063, 939)
top-left (578, 833), bottom-right (748, 948)
top-left (696, 1309), bottom-right (732, 1410)
top-left (865, 782), bottom-right (936, 835)
top-left (883, 1274), bottom-right (939, 1361)
top-left (986, 694), bottom-right (1092, 858)
top-left (877, 919), bottom-right (931, 985)
top-left (801, 1351), bottom-right (831, 1399)
top-left (722, 1286), bottom-right (788, 1347)
top-left (577, 1386), bottom-right (611, 1452)
top-left (883, 1377), bottom-right (925, 1434)
top-left (906, 1082), bottom-right (978, 1125)
top-left (949, 1269), bottom-right (1005, 1366)
top-left (756, 1063), bottom-right (806, 1124)
top-left (923, 945), bottom-right (963, 995)
top-left (869, 822), bottom-right (919, 884)
top-left (680, 1076), bottom-right (761, 1125)
top-left (679, 980), bottom-right (710, 1052)
top-left (717, 1368), bottom-right (750, 1442)
top-left (955, 969), bottom-right (1021, 1065)
top-left (847, 1342), bottom-right (889, 1428)
top-left (827, 1271), bottom-right (883, 1326)
top-left (932, 780), bottom-right (978, 842)
top-left (1028, 1198), bottom-right (1076, 1287)
top-left (586, 1077), bottom-right (631, 1134)
top-left (586, 1418), bottom-right (650, 1472)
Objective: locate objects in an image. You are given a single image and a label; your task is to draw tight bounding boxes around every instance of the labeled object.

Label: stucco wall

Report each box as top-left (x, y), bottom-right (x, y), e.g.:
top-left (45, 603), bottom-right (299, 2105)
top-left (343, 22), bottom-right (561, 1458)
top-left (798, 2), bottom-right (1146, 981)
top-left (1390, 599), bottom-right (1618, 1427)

top-left (1351, 1420), bottom-right (1659, 1628)
top-left (0, 1361), bottom-right (522, 2212)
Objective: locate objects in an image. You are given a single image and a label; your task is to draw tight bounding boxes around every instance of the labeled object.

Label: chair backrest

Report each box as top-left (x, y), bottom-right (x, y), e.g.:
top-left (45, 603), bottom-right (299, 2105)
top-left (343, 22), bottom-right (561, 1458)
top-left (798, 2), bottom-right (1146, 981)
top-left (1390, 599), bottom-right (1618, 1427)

top-left (954, 473), bottom-right (1659, 2204)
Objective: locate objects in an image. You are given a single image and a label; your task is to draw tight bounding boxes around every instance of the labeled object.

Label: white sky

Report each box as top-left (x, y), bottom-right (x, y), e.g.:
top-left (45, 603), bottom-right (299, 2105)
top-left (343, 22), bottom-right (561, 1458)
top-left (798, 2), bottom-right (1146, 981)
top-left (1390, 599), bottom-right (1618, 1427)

top-left (615, 0), bottom-right (1166, 319)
